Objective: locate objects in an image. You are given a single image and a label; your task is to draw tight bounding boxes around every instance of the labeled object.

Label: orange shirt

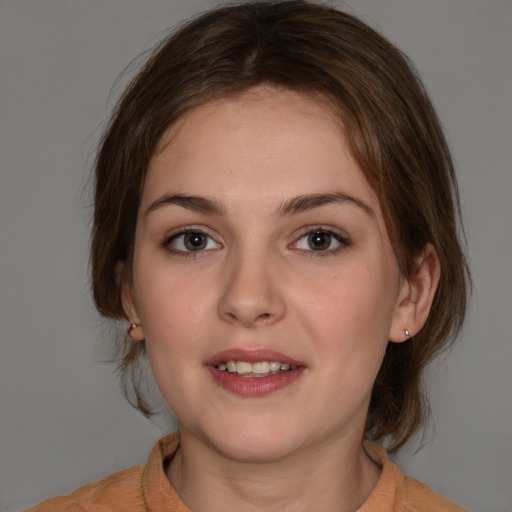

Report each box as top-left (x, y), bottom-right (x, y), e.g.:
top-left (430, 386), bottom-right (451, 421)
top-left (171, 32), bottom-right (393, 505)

top-left (26, 432), bottom-right (466, 511)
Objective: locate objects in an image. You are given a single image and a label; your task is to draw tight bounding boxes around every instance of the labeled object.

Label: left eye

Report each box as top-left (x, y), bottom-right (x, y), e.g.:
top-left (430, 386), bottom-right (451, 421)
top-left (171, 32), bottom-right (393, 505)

top-left (168, 231), bottom-right (220, 252)
top-left (294, 230), bottom-right (345, 252)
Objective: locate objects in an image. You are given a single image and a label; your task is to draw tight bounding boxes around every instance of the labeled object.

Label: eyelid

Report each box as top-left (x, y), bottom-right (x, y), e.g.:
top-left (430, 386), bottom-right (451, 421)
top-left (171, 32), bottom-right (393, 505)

top-left (162, 225), bottom-right (222, 254)
top-left (292, 224), bottom-right (350, 242)
top-left (162, 224), bottom-right (218, 240)
top-left (289, 225), bottom-right (350, 254)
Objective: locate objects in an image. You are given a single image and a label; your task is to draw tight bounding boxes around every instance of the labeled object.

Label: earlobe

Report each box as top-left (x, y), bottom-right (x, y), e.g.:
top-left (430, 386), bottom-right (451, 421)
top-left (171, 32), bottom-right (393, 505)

top-left (127, 321), bottom-right (144, 341)
top-left (389, 244), bottom-right (440, 343)
top-left (118, 261), bottom-right (145, 341)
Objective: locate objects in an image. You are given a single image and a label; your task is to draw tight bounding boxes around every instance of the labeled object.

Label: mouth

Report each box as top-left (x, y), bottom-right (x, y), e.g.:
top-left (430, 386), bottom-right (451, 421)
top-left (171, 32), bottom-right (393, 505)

top-left (206, 349), bottom-right (305, 397)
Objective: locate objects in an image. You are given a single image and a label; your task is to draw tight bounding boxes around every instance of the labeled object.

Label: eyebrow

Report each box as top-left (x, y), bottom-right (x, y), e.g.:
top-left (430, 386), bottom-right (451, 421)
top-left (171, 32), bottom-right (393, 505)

top-left (145, 194), bottom-right (224, 217)
top-left (277, 192), bottom-right (375, 218)
top-left (145, 191), bottom-right (375, 219)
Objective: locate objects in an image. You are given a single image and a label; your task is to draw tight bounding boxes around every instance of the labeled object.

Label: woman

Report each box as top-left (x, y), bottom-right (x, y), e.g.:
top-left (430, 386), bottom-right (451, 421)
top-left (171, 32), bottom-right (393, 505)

top-left (28, 1), bottom-right (470, 510)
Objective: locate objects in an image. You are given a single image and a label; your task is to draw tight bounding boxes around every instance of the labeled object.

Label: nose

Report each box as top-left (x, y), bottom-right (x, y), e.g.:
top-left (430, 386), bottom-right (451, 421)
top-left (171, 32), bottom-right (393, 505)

top-left (217, 248), bottom-right (286, 328)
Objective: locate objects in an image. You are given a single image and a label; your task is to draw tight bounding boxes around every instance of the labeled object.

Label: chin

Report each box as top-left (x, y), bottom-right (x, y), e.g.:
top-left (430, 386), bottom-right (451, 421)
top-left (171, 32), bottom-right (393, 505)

top-left (216, 435), bottom-right (301, 464)
top-left (197, 416), bottom-right (309, 464)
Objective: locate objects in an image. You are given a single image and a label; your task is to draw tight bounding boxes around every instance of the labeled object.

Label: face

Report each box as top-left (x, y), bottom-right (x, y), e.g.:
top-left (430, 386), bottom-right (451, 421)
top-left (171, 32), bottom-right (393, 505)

top-left (125, 87), bottom-right (407, 462)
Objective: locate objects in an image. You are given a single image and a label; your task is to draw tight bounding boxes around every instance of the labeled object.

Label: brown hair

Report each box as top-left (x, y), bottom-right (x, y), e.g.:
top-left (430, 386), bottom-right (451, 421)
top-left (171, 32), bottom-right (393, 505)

top-left (91, 0), bottom-right (470, 452)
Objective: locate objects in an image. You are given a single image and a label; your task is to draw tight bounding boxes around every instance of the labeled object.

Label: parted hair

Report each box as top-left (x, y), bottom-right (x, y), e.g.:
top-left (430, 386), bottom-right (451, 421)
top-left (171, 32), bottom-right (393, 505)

top-left (91, 0), bottom-right (470, 452)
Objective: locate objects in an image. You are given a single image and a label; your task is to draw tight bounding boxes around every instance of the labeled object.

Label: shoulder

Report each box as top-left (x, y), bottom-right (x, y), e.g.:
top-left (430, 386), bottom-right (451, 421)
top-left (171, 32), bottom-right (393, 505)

top-left (24, 464), bottom-right (146, 512)
top-left (24, 432), bottom-right (182, 512)
top-left (361, 441), bottom-right (467, 512)
top-left (403, 475), bottom-right (467, 512)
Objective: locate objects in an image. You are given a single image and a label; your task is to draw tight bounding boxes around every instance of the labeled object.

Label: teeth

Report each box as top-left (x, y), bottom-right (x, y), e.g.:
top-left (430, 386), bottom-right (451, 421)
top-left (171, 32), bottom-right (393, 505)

top-left (236, 361), bottom-right (252, 375)
top-left (218, 360), bottom-right (296, 375)
top-left (252, 361), bottom-right (270, 374)
top-left (269, 361), bottom-right (281, 372)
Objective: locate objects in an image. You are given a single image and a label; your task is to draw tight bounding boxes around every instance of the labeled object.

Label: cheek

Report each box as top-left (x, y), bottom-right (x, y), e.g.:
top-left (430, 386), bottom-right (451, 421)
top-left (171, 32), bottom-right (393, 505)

top-left (293, 261), bottom-right (396, 378)
top-left (133, 268), bottom-right (216, 410)
top-left (133, 265), bottom-right (215, 351)
top-left (297, 262), bottom-right (396, 337)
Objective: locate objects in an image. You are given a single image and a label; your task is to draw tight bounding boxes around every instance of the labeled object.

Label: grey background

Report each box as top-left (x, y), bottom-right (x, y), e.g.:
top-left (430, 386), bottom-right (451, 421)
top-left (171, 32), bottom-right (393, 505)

top-left (0, 1), bottom-right (511, 511)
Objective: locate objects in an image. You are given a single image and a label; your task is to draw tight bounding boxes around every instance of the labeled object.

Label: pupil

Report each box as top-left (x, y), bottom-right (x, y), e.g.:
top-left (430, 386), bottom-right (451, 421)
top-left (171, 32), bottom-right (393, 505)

top-left (185, 233), bottom-right (206, 250)
top-left (308, 232), bottom-right (330, 250)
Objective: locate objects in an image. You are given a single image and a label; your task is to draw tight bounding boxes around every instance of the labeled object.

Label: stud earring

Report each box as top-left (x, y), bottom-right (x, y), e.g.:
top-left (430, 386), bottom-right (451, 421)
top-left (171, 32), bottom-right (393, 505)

top-left (405, 329), bottom-right (411, 340)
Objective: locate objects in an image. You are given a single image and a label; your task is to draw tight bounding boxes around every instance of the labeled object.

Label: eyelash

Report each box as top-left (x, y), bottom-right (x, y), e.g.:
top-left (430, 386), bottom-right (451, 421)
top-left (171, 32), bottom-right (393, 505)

top-left (291, 226), bottom-right (350, 257)
top-left (162, 227), bottom-right (221, 258)
top-left (162, 226), bottom-right (350, 258)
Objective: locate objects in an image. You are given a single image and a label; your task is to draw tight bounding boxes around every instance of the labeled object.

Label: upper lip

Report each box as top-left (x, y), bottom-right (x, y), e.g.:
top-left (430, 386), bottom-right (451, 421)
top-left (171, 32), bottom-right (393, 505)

top-left (205, 348), bottom-right (305, 367)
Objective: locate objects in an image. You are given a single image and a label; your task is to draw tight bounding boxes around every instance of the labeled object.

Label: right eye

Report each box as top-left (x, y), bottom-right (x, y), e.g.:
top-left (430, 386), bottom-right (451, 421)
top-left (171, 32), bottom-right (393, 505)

top-left (167, 231), bottom-right (220, 253)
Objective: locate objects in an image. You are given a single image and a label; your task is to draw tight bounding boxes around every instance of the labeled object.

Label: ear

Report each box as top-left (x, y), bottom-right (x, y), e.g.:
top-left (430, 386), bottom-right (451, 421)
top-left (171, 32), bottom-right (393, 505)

top-left (117, 261), bottom-right (145, 341)
top-left (389, 244), bottom-right (440, 343)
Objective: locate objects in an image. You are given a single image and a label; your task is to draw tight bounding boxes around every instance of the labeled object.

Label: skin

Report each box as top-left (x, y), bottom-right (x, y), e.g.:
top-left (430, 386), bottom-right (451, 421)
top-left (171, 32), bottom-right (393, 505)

top-left (122, 87), bottom-right (439, 512)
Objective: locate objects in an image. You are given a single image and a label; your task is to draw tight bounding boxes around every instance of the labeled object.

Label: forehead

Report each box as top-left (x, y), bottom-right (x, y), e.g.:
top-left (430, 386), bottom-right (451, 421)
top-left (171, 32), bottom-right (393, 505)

top-left (144, 87), bottom-right (380, 217)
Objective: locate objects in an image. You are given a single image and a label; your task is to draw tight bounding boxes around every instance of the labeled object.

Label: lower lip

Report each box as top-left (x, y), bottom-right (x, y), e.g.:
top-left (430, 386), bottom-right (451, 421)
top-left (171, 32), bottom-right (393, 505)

top-left (207, 366), bottom-right (305, 397)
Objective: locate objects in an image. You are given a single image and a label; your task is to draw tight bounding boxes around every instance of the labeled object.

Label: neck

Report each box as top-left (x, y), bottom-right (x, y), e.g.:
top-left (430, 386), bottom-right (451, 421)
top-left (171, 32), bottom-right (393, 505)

top-left (167, 428), bottom-right (381, 512)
